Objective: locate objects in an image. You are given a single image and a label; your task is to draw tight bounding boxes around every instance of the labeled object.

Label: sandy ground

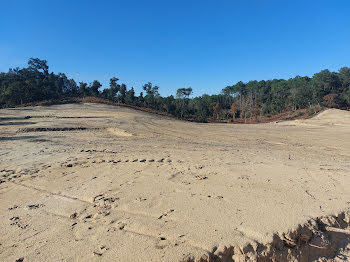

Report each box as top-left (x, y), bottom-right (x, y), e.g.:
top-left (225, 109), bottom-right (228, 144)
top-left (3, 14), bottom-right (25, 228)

top-left (0, 104), bottom-right (349, 262)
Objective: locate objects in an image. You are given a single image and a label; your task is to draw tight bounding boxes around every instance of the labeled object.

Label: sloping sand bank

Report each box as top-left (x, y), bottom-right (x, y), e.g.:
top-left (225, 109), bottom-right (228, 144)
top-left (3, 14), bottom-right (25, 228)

top-left (313, 109), bottom-right (350, 120)
top-left (0, 104), bottom-right (349, 261)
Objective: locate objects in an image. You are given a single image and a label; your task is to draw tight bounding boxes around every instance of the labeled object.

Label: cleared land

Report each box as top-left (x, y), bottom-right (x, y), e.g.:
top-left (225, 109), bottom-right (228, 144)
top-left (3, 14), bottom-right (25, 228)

top-left (0, 104), bottom-right (349, 262)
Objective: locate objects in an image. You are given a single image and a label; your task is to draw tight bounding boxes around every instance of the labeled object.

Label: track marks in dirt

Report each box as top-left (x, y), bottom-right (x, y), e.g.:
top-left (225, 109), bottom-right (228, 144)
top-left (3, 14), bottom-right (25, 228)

top-left (9, 216), bottom-right (28, 229)
top-left (158, 209), bottom-right (175, 220)
top-left (10, 181), bottom-right (92, 205)
top-left (7, 203), bottom-right (46, 230)
top-left (17, 127), bottom-right (97, 133)
top-left (0, 168), bottom-right (40, 184)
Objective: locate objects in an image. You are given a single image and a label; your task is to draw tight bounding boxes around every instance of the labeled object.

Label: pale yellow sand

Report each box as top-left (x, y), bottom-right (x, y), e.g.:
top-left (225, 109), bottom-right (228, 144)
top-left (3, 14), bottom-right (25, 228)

top-left (0, 104), bottom-right (349, 261)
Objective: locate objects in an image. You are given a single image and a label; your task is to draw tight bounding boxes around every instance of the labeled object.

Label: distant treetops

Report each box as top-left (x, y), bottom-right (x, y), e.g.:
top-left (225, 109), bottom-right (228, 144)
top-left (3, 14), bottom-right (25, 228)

top-left (1, 58), bottom-right (349, 122)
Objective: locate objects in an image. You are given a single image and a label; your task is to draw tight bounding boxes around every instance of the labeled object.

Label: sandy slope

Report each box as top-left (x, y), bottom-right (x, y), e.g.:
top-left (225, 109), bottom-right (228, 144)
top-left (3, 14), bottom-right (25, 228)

top-left (0, 104), bottom-right (349, 262)
top-left (313, 108), bottom-right (350, 120)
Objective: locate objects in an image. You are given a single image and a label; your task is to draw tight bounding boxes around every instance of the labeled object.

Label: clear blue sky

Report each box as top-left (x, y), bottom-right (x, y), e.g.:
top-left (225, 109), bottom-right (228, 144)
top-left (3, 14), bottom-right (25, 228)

top-left (1, 0), bottom-right (350, 96)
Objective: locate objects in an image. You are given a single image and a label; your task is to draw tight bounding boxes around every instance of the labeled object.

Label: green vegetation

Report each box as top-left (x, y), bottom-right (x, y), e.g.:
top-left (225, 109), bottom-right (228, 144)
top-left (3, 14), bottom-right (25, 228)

top-left (1, 58), bottom-right (350, 122)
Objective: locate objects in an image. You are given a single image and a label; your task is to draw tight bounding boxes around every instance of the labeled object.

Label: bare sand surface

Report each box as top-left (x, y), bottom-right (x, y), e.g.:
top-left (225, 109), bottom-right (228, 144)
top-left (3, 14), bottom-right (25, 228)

top-left (0, 104), bottom-right (349, 262)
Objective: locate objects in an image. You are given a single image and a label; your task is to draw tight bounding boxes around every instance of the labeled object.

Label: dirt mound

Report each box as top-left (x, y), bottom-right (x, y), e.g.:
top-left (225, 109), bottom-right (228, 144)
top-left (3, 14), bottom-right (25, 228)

top-left (313, 109), bottom-right (350, 120)
top-left (106, 128), bottom-right (132, 137)
top-left (195, 210), bottom-right (350, 262)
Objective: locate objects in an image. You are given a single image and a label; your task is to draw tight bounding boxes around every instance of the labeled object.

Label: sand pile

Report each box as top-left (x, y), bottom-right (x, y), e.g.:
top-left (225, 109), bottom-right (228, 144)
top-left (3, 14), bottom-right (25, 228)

top-left (313, 109), bottom-right (350, 120)
top-left (106, 128), bottom-right (133, 137)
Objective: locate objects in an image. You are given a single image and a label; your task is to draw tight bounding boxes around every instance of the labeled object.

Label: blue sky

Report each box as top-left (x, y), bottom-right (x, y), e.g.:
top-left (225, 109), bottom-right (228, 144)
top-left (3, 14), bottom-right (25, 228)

top-left (1, 0), bottom-right (350, 96)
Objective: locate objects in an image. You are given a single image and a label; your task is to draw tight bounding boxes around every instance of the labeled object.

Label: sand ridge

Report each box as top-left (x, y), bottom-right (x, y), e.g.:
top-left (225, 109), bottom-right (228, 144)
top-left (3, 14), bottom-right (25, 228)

top-left (313, 109), bottom-right (350, 120)
top-left (0, 104), bottom-right (349, 261)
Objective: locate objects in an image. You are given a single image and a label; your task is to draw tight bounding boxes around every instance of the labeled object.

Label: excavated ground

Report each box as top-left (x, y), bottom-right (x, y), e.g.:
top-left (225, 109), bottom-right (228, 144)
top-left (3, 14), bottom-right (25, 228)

top-left (0, 104), bottom-right (349, 262)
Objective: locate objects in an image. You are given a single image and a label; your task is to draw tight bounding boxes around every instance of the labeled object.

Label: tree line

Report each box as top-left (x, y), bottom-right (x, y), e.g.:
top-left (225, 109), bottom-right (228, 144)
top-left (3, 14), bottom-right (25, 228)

top-left (1, 58), bottom-right (350, 122)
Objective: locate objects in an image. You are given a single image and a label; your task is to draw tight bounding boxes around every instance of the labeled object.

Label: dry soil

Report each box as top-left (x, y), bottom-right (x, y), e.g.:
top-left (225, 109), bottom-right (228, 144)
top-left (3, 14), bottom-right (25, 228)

top-left (0, 104), bottom-right (349, 262)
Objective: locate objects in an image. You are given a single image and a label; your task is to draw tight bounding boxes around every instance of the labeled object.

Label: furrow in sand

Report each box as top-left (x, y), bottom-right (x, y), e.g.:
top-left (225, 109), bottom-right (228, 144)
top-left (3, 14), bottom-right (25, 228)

top-left (10, 181), bottom-right (93, 205)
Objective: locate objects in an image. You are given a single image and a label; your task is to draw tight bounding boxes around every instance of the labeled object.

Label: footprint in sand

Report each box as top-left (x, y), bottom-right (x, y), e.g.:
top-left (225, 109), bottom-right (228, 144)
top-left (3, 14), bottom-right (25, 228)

top-left (194, 175), bottom-right (208, 180)
top-left (158, 209), bottom-right (175, 219)
top-left (8, 205), bottom-right (19, 210)
top-left (72, 194), bottom-right (120, 221)
top-left (24, 204), bottom-right (45, 210)
top-left (118, 221), bottom-right (127, 230)
top-left (93, 245), bottom-right (109, 257)
top-left (9, 216), bottom-right (28, 229)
